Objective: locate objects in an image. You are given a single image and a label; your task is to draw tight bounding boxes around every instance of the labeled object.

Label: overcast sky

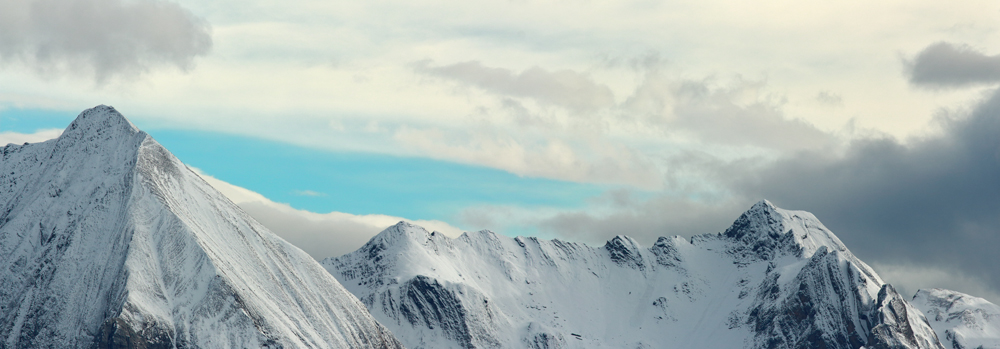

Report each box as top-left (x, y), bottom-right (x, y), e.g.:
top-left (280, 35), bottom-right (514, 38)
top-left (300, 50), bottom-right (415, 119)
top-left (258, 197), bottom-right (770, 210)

top-left (1, 0), bottom-right (999, 303)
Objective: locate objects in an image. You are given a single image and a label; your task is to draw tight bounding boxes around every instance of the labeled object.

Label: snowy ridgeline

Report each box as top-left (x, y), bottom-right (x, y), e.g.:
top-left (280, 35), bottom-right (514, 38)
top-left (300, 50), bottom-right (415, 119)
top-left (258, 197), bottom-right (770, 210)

top-left (0, 106), bottom-right (403, 348)
top-left (913, 289), bottom-right (1000, 349)
top-left (325, 201), bottom-right (957, 349)
top-left (2, 105), bottom-right (998, 349)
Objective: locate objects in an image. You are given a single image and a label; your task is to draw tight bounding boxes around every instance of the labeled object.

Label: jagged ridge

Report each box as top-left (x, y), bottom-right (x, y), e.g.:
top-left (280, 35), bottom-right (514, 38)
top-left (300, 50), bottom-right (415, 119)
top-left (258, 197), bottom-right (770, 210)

top-left (324, 200), bottom-right (945, 349)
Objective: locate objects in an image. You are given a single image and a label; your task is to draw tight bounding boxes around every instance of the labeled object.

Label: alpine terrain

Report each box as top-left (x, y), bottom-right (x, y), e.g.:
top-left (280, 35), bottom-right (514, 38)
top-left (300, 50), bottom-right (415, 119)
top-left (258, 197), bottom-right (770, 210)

top-left (911, 289), bottom-right (1000, 349)
top-left (325, 201), bottom-right (951, 349)
top-left (0, 106), bottom-right (404, 348)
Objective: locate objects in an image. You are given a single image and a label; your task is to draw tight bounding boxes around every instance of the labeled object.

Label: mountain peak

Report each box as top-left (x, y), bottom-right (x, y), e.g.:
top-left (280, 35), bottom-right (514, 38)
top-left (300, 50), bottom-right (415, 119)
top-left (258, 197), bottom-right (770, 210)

top-left (723, 199), bottom-right (787, 241)
top-left (752, 198), bottom-right (778, 210)
top-left (361, 220), bottom-right (454, 254)
top-left (53, 105), bottom-right (145, 158)
top-left (724, 200), bottom-right (849, 260)
top-left (1, 107), bottom-right (405, 348)
top-left (375, 221), bottom-right (432, 242)
top-left (63, 105), bottom-right (139, 137)
top-left (605, 235), bottom-right (646, 270)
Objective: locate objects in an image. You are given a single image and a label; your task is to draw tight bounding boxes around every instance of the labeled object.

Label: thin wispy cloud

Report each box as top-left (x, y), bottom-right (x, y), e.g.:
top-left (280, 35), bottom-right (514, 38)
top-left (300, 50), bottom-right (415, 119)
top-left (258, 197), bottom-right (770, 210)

top-left (293, 190), bottom-right (327, 197)
top-left (815, 91), bottom-right (844, 107)
top-left (636, 75), bottom-right (837, 151)
top-left (414, 60), bottom-right (615, 112)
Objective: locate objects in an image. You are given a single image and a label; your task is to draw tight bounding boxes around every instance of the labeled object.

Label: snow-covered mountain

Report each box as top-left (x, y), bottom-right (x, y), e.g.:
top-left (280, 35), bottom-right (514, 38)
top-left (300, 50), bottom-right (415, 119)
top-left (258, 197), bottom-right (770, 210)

top-left (0, 106), bottom-right (404, 348)
top-left (912, 289), bottom-right (1000, 349)
top-left (324, 201), bottom-right (946, 349)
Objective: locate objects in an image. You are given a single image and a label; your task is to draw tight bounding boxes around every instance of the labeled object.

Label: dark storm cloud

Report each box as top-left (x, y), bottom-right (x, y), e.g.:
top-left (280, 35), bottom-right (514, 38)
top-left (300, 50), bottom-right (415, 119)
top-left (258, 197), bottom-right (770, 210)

top-left (740, 87), bottom-right (1000, 294)
top-left (0, 0), bottom-right (212, 82)
top-left (907, 42), bottom-right (1000, 88)
top-left (527, 83), bottom-right (1000, 301)
top-left (414, 60), bottom-right (616, 112)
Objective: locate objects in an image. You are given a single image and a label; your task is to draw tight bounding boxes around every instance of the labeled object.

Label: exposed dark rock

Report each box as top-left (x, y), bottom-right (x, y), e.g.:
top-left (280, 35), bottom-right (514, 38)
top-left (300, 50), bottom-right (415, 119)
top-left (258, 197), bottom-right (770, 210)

top-left (92, 317), bottom-right (174, 349)
top-left (396, 275), bottom-right (500, 348)
top-left (866, 285), bottom-right (944, 349)
top-left (605, 235), bottom-right (645, 270)
top-left (523, 322), bottom-right (565, 349)
top-left (650, 237), bottom-right (683, 269)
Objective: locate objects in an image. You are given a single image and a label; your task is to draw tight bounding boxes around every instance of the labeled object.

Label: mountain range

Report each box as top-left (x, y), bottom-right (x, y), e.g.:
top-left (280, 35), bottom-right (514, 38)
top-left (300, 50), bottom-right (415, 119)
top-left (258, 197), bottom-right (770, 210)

top-left (324, 202), bottom-right (950, 349)
top-left (2, 106), bottom-right (999, 349)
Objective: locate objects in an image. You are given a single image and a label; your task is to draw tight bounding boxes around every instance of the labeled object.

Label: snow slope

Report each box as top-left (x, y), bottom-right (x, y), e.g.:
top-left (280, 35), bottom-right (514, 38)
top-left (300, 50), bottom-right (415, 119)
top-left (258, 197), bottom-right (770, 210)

top-left (0, 106), bottom-right (404, 348)
top-left (324, 201), bottom-right (944, 349)
top-left (912, 289), bottom-right (1000, 349)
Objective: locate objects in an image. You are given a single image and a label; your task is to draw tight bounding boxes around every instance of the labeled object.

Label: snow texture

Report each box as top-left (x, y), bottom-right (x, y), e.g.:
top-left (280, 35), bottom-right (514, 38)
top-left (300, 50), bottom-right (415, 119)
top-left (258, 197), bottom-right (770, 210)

top-left (0, 106), bottom-right (404, 348)
top-left (912, 288), bottom-right (1000, 349)
top-left (324, 200), bottom-right (946, 349)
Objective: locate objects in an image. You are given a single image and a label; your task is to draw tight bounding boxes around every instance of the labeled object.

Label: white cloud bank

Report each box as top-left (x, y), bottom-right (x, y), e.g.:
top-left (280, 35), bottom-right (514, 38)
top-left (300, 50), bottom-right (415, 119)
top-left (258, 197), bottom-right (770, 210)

top-left (0, 128), bottom-right (63, 145)
top-left (192, 168), bottom-right (464, 260)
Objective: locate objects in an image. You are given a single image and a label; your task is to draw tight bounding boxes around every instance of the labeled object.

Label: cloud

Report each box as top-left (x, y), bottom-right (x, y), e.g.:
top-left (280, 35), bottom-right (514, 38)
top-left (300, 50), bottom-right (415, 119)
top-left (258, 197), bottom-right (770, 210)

top-left (669, 78), bottom-right (836, 151)
top-left (907, 42), bottom-right (1000, 88)
top-left (455, 82), bottom-right (1000, 303)
top-left (737, 86), bottom-right (1000, 302)
top-left (393, 63), bottom-right (838, 189)
top-left (415, 60), bottom-right (616, 112)
top-left (0, 0), bottom-right (212, 82)
top-left (815, 91), bottom-right (844, 107)
top-left (415, 60), bottom-right (833, 153)
top-left (619, 73), bottom-right (839, 152)
top-left (293, 190), bottom-right (327, 197)
top-left (394, 126), bottom-right (663, 188)
top-left (535, 197), bottom-right (746, 244)
top-left (871, 263), bottom-right (1000, 304)
top-left (193, 169), bottom-right (464, 259)
top-left (0, 128), bottom-right (62, 145)
top-left (456, 183), bottom-right (747, 247)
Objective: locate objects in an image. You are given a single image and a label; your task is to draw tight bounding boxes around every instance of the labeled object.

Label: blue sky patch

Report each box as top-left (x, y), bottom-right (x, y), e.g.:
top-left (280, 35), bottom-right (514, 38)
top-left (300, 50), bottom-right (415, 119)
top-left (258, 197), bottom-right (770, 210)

top-left (1, 107), bottom-right (608, 225)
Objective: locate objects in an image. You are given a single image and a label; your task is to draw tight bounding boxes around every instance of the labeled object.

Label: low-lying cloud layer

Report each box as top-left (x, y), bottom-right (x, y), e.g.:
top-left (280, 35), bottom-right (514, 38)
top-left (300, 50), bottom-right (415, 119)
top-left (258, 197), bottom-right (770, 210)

top-left (194, 169), bottom-right (463, 259)
top-left (0, 128), bottom-right (63, 145)
top-left (0, 0), bottom-right (212, 82)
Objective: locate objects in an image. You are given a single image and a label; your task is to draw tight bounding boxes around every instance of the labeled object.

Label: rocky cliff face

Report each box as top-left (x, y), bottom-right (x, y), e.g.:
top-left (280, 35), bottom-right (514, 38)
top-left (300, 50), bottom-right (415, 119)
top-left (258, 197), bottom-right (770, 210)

top-left (0, 106), bottom-right (404, 349)
top-left (324, 200), bottom-right (945, 349)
